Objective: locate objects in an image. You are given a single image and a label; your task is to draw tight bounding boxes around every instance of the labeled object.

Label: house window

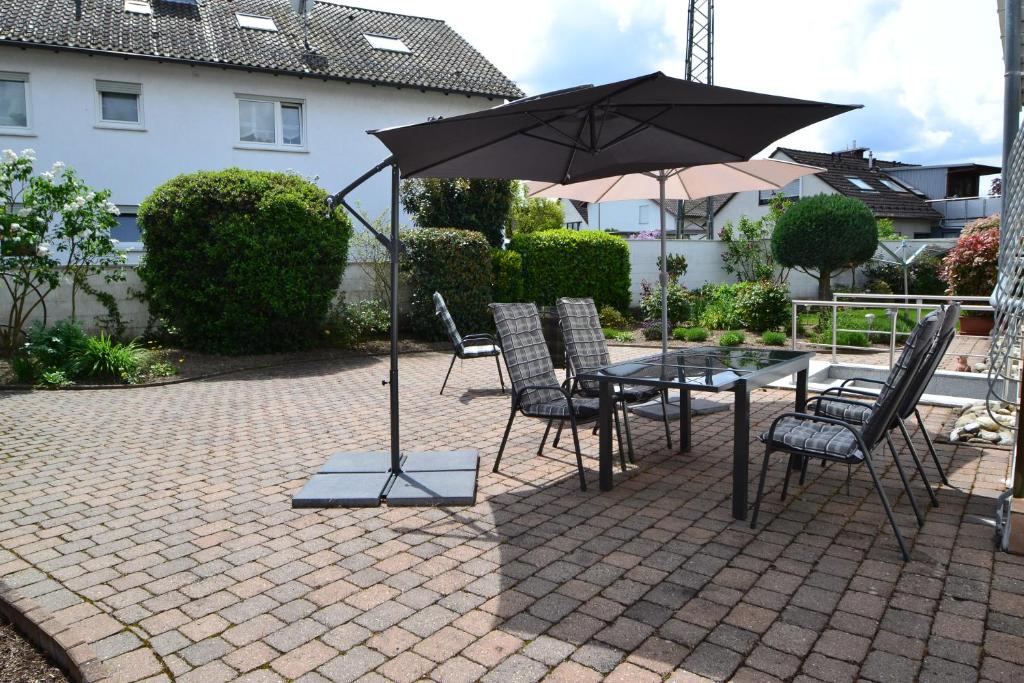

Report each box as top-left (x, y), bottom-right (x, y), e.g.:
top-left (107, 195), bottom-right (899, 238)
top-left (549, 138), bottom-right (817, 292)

top-left (846, 176), bottom-right (877, 192)
top-left (638, 205), bottom-right (649, 224)
top-left (0, 72), bottom-right (29, 130)
top-left (880, 178), bottom-right (907, 192)
top-left (112, 210), bottom-right (142, 243)
top-left (565, 221), bottom-right (582, 230)
top-left (236, 96), bottom-right (305, 150)
top-left (96, 81), bottom-right (143, 129)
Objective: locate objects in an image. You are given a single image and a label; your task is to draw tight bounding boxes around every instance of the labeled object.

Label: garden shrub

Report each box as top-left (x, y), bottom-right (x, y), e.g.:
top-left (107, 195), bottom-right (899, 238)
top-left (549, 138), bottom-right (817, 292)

top-left (138, 169), bottom-right (351, 354)
top-left (71, 334), bottom-right (150, 383)
top-left (734, 280), bottom-right (791, 332)
top-left (640, 282), bottom-right (691, 327)
top-left (761, 331), bottom-right (787, 346)
top-left (508, 182), bottom-right (564, 235)
top-left (402, 228), bottom-right (493, 340)
top-left (684, 327), bottom-right (709, 342)
top-left (863, 253), bottom-right (947, 296)
top-left (691, 284), bottom-right (743, 330)
top-left (657, 253), bottom-right (688, 283)
top-left (672, 327), bottom-right (688, 341)
top-left (491, 249), bottom-right (524, 302)
top-left (323, 299), bottom-right (390, 346)
top-left (719, 331), bottom-right (745, 347)
top-left (599, 305), bottom-right (631, 330)
top-left (833, 330), bottom-right (871, 347)
top-left (940, 216), bottom-right (999, 297)
top-left (510, 229), bottom-right (630, 311)
top-left (603, 328), bottom-right (635, 342)
top-left (642, 322), bottom-right (663, 341)
top-left (400, 178), bottom-right (514, 247)
top-left (12, 320), bottom-right (86, 383)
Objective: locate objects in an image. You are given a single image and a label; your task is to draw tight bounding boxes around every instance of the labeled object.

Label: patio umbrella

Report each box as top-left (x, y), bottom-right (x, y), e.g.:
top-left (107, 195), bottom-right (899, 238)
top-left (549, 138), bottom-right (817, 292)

top-left (525, 159), bottom-right (825, 354)
top-left (300, 72), bottom-right (857, 508)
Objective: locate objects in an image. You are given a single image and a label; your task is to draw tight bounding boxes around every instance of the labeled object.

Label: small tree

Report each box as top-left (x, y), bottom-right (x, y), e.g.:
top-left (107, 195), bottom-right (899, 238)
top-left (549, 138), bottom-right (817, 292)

top-left (771, 194), bottom-right (878, 300)
top-left (400, 178), bottom-right (514, 247)
top-left (719, 193), bottom-right (791, 284)
top-left (876, 217), bottom-right (900, 241)
top-left (507, 182), bottom-right (564, 235)
top-left (1, 149), bottom-right (126, 356)
top-left (940, 215), bottom-right (999, 297)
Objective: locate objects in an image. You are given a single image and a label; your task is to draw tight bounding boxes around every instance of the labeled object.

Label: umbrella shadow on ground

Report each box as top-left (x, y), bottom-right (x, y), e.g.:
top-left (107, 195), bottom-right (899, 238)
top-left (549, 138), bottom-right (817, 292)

top-left (386, 394), bottom-right (999, 679)
top-left (197, 352), bottom-right (383, 383)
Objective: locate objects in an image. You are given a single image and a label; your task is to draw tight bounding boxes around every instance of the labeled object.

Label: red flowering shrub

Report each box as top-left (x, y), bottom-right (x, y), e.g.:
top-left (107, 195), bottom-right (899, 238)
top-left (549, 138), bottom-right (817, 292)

top-left (940, 215), bottom-right (999, 296)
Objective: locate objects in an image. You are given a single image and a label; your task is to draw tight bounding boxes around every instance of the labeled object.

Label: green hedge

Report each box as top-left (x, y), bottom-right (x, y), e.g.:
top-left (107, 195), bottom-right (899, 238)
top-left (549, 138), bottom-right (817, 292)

top-left (491, 249), bottom-right (524, 302)
top-left (138, 169), bottom-right (351, 354)
top-left (402, 228), bottom-right (493, 340)
top-left (510, 229), bottom-right (630, 310)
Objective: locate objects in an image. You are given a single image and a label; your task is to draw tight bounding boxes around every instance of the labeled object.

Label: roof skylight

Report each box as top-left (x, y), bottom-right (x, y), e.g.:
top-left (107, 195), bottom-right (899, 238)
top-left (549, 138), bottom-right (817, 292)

top-left (236, 14), bottom-right (279, 32)
top-left (124, 0), bottom-right (152, 15)
top-left (880, 178), bottom-right (907, 192)
top-left (364, 34), bottom-right (411, 53)
top-left (846, 176), bottom-right (876, 192)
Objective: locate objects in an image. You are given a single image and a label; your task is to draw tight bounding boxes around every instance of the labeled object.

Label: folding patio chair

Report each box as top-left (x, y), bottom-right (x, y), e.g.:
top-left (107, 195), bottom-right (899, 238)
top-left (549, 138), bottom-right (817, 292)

top-left (813, 303), bottom-right (960, 490)
top-left (434, 292), bottom-right (505, 396)
top-left (554, 298), bottom-right (672, 465)
top-left (491, 303), bottom-right (604, 491)
top-left (751, 312), bottom-right (941, 561)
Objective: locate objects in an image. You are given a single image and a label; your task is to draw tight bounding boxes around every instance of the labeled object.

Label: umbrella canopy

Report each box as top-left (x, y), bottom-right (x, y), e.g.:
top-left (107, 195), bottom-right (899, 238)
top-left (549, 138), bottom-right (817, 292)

top-left (525, 159), bottom-right (824, 202)
top-left (372, 71), bottom-right (858, 182)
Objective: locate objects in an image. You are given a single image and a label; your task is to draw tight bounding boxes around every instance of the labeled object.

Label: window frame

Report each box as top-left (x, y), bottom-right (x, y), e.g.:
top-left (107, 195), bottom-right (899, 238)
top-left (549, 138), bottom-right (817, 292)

top-left (0, 71), bottom-right (33, 136)
top-left (363, 33), bottom-right (411, 53)
top-left (846, 176), bottom-right (878, 192)
top-left (880, 178), bottom-right (908, 193)
top-left (95, 80), bottom-right (145, 131)
top-left (234, 94), bottom-right (308, 152)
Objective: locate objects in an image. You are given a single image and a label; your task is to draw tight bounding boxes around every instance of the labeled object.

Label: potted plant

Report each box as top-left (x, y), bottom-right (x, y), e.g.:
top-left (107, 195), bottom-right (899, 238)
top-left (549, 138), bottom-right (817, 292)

top-left (940, 215), bottom-right (999, 336)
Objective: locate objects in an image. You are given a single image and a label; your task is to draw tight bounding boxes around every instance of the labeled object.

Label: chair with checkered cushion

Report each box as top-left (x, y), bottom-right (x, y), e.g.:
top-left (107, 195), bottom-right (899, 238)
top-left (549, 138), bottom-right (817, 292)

top-left (750, 312), bottom-right (942, 561)
top-left (434, 292), bottom-right (505, 396)
top-left (553, 298), bottom-right (672, 466)
top-left (491, 302), bottom-right (603, 491)
top-left (811, 303), bottom-right (959, 492)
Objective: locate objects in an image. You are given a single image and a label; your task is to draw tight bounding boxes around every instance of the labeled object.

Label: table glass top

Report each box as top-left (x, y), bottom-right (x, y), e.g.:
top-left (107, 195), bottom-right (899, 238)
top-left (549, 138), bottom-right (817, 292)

top-left (582, 347), bottom-right (813, 390)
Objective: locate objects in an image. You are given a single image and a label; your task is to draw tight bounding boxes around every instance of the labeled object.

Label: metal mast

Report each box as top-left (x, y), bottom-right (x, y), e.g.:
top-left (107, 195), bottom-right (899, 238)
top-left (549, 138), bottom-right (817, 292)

top-left (683, 0), bottom-right (715, 239)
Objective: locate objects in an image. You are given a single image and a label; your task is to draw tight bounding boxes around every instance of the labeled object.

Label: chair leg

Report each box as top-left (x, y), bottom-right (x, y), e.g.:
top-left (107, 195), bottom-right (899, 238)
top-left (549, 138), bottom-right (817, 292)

top-left (863, 452), bottom-right (911, 561)
top-left (750, 446), bottom-right (774, 529)
top-left (613, 404), bottom-right (626, 471)
top-left (799, 453), bottom-right (810, 485)
top-left (494, 407), bottom-right (516, 473)
top-left (554, 421), bottom-right (564, 448)
top-left (886, 433), bottom-right (924, 528)
top-left (538, 419), bottom-right (554, 455)
top-left (620, 399), bottom-right (636, 464)
top-left (495, 354), bottom-right (506, 394)
top-left (898, 417), bottom-right (939, 508)
top-left (440, 353), bottom-right (457, 395)
top-left (568, 414), bottom-right (587, 491)
top-left (661, 389), bottom-right (673, 449)
top-left (915, 408), bottom-right (950, 485)
top-left (781, 454), bottom-right (796, 500)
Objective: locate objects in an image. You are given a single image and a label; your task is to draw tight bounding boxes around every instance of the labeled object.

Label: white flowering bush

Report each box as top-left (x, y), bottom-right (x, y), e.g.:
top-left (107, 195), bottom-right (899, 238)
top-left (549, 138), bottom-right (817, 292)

top-left (1, 149), bottom-right (126, 355)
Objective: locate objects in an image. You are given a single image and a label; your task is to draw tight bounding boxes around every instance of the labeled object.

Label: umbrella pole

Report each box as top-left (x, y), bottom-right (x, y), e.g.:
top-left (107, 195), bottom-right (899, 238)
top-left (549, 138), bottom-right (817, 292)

top-left (389, 164), bottom-right (402, 474)
top-left (660, 172), bottom-right (668, 356)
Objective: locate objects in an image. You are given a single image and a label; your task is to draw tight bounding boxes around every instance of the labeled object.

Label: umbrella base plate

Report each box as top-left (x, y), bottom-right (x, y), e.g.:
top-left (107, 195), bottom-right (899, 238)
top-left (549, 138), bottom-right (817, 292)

top-left (291, 451), bottom-right (479, 508)
top-left (630, 396), bottom-right (730, 420)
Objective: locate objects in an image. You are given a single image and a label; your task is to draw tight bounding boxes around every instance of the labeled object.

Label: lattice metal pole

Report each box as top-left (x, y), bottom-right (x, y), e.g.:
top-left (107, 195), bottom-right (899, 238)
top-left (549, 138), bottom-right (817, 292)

top-left (684, 0), bottom-right (715, 238)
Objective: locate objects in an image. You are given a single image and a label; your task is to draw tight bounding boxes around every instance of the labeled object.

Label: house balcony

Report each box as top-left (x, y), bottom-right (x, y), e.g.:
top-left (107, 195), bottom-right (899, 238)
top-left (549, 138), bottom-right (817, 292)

top-left (927, 195), bottom-right (1002, 231)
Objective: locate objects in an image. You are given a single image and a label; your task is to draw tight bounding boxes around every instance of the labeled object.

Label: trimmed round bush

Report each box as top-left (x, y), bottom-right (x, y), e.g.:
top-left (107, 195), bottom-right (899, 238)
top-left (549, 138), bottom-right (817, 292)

top-left (718, 331), bottom-right (745, 347)
top-left (402, 228), bottom-right (493, 340)
top-left (138, 169), bottom-right (351, 354)
top-left (772, 194), bottom-right (878, 300)
top-left (761, 331), bottom-right (787, 346)
top-left (510, 229), bottom-right (630, 311)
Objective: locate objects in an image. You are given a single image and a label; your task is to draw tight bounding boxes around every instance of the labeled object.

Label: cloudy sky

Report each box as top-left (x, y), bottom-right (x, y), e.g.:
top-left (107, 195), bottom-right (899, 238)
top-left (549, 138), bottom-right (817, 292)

top-left (353, 0), bottom-right (1005, 167)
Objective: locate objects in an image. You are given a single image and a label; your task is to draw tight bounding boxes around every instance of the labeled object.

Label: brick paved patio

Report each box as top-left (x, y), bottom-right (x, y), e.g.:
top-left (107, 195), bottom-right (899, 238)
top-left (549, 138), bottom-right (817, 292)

top-left (0, 347), bottom-right (1021, 683)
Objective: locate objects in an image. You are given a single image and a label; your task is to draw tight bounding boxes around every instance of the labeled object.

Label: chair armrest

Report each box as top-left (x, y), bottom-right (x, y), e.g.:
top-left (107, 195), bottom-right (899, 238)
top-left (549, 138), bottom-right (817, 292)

top-left (766, 411), bottom-right (871, 457)
top-left (840, 377), bottom-right (886, 388)
top-left (805, 395), bottom-right (874, 416)
top-left (462, 333), bottom-right (498, 345)
top-left (820, 386), bottom-right (879, 399)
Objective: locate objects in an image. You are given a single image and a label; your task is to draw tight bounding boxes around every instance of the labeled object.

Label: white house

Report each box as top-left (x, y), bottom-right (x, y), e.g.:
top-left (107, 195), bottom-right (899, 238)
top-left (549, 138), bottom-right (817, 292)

top-left (0, 0), bottom-right (523, 255)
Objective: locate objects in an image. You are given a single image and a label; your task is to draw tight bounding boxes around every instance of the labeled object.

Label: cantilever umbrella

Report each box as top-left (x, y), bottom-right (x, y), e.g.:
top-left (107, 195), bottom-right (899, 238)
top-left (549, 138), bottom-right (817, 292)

top-left (526, 159), bottom-right (825, 354)
top-left (295, 72), bottom-right (857, 509)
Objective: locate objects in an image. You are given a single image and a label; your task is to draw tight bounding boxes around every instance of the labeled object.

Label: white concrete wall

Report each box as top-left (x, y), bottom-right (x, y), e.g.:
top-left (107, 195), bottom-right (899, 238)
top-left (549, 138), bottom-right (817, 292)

top-left (0, 48), bottom-right (497, 230)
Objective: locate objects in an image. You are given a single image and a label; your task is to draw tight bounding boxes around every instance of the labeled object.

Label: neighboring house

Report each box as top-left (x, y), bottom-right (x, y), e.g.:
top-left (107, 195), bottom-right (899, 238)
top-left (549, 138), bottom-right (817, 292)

top-left (713, 147), bottom-right (1000, 238)
top-left (0, 0), bottom-right (522, 254)
top-left (557, 198), bottom-right (701, 237)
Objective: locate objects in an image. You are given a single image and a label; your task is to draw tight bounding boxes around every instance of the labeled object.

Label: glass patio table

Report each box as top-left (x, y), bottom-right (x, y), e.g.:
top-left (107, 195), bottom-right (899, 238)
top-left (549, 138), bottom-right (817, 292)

top-left (577, 347), bottom-right (814, 520)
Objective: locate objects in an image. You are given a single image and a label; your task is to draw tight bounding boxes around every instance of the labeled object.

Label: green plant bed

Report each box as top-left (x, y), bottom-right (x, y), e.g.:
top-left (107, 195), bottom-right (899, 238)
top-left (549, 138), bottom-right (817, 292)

top-left (673, 326), bottom-right (709, 342)
top-left (642, 325), bottom-right (663, 341)
top-left (718, 331), bottom-right (745, 347)
top-left (761, 331), bottom-right (787, 346)
top-left (603, 328), bottom-right (635, 342)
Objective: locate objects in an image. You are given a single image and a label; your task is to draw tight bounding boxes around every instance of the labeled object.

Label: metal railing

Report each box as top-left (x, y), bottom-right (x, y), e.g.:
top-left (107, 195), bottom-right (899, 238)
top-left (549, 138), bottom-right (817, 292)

top-left (789, 294), bottom-right (993, 368)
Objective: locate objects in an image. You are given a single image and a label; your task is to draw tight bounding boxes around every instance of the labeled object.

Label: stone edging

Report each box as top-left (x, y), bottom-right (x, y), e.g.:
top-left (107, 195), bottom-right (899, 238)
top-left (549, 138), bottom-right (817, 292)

top-left (0, 580), bottom-right (107, 682)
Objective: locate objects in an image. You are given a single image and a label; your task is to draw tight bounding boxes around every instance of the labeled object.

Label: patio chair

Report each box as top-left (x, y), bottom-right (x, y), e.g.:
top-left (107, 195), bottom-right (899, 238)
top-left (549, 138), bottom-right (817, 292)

top-left (434, 292), bottom-right (505, 396)
top-left (553, 298), bottom-right (672, 465)
top-left (751, 311), bottom-right (941, 561)
top-left (813, 303), bottom-right (960, 490)
top-left (491, 302), bottom-right (603, 491)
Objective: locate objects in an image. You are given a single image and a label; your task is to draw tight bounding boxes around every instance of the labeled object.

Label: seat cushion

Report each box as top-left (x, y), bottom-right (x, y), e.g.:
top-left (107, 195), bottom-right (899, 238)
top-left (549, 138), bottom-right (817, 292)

top-left (523, 396), bottom-right (601, 419)
top-left (459, 343), bottom-right (500, 359)
top-left (815, 398), bottom-right (873, 424)
top-left (761, 416), bottom-right (864, 462)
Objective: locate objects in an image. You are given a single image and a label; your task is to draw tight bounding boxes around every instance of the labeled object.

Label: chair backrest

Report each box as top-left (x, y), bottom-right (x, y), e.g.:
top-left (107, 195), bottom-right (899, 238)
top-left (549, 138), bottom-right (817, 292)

top-left (897, 302), bottom-right (960, 418)
top-left (556, 298), bottom-right (610, 393)
top-left (433, 292), bottom-right (462, 351)
top-left (491, 303), bottom-right (564, 410)
top-left (860, 311), bottom-right (941, 449)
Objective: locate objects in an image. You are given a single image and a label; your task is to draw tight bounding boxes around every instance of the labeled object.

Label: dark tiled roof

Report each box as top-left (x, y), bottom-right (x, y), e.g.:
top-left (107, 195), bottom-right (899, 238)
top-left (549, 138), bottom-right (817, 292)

top-left (679, 195), bottom-right (730, 219)
top-left (0, 0), bottom-right (523, 100)
top-left (776, 148), bottom-right (941, 221)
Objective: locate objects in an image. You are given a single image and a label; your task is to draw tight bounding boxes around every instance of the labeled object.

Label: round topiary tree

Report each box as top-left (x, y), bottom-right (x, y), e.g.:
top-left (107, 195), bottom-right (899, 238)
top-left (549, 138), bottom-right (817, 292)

top-left (138, 169), bottom-right (352, 354)
top-left (771, 194), bottom-right (878, 300)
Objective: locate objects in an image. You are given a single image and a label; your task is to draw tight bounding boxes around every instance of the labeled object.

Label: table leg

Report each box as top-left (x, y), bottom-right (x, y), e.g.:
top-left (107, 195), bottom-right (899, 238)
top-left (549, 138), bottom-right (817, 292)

top-left (679, 389), bottom-right (691, 453)
top-left (599, 380), bottom-right (614, 491)
top-left (791, 367), bottom-right (809, 472)
top-left (733, 380), bottom-right (749, 520)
